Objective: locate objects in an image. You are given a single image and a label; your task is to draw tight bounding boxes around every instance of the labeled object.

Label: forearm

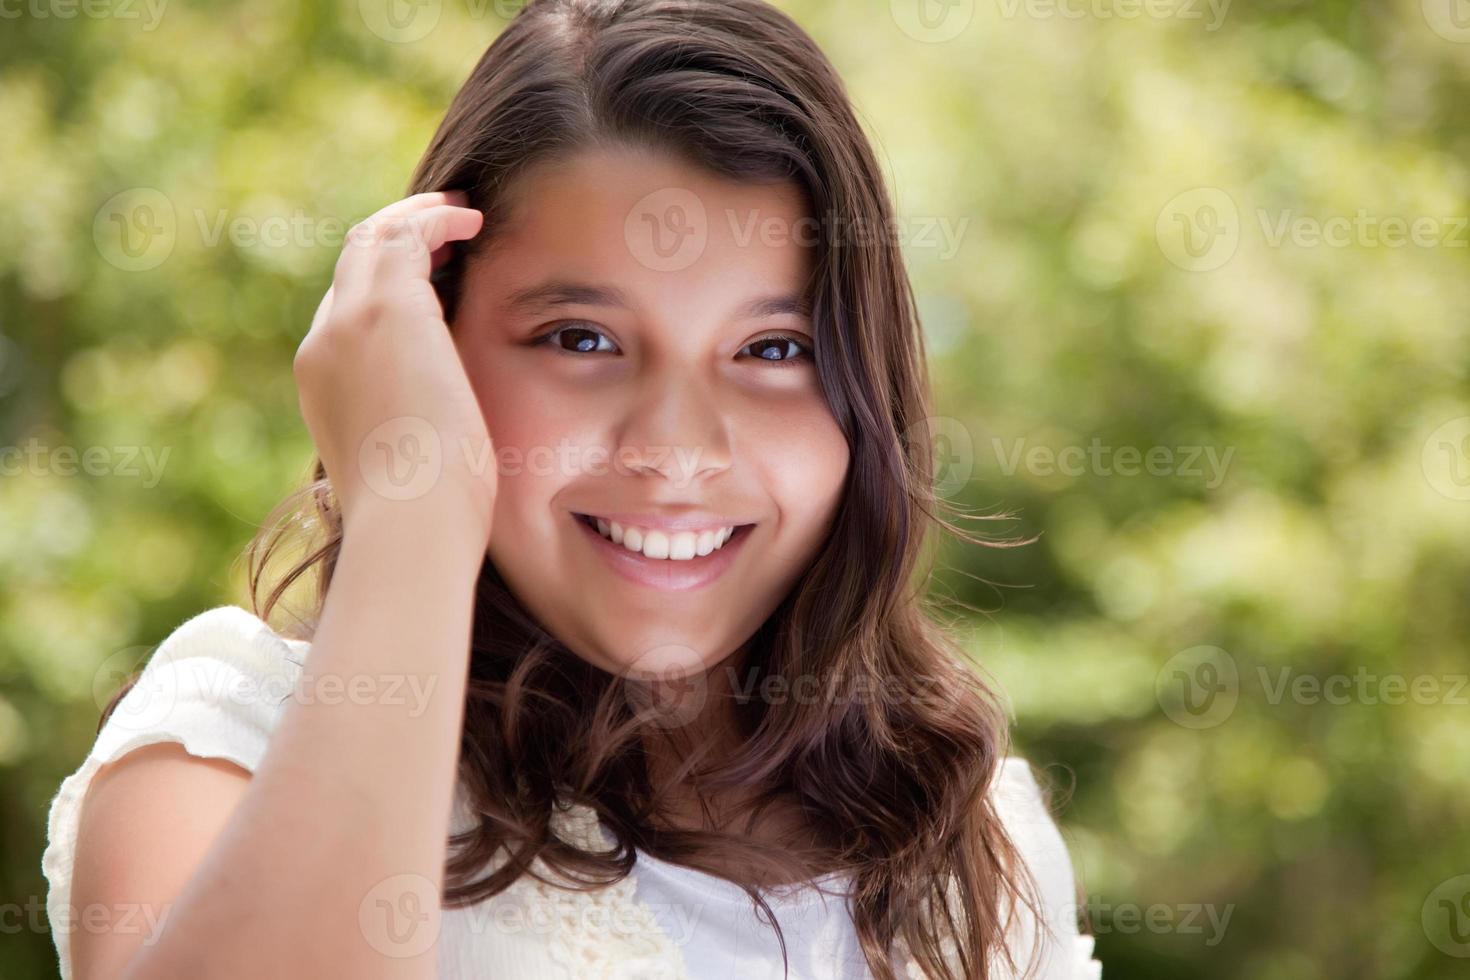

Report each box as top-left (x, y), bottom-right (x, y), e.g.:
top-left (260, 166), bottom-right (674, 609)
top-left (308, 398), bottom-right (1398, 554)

top-left (124, 508), bottom-right (485, 980)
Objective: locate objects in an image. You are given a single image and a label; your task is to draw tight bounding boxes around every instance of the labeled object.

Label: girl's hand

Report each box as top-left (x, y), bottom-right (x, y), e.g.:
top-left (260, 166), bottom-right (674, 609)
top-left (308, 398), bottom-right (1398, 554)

top-left (293, 190), bottom-right (494, 545)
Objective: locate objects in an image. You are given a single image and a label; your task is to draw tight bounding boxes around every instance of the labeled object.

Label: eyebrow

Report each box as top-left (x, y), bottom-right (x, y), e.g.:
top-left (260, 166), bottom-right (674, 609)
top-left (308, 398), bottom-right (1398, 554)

top-left (504, 280), bottom-right (812, 319)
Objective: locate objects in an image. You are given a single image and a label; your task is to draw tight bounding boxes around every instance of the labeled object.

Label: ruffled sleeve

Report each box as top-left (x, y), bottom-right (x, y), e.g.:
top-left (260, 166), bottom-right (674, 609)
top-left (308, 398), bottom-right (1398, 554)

top-left (991, 757), bottom-right (1102, 979)
top-left (39, 605), bottom-right (307, 980)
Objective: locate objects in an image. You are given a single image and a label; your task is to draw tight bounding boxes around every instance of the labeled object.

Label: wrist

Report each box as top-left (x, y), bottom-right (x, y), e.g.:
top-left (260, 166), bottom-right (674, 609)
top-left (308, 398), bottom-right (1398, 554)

top-left (342, 493), bottom-right (492, 565)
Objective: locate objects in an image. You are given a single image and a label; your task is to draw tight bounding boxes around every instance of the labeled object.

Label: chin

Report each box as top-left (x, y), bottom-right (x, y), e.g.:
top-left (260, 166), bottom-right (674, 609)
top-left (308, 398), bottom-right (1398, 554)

top-left (573, 625), bottom-right (727, 681)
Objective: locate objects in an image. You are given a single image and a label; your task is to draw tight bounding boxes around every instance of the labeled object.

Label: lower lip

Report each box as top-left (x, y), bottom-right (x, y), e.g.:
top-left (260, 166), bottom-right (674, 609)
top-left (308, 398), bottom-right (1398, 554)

top-left (572, 515), bottom-right (753, 592)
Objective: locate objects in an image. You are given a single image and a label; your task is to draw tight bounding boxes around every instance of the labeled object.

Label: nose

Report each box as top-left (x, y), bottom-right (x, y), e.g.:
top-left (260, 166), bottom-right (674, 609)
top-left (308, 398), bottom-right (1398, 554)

top-left (615, 372), bottom-right (733, 486)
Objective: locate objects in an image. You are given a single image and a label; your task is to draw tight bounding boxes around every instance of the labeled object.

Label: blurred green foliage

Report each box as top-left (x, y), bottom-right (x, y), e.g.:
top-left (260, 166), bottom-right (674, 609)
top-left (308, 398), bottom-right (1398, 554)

top-left (2, 1), bottom-right (1469, 978)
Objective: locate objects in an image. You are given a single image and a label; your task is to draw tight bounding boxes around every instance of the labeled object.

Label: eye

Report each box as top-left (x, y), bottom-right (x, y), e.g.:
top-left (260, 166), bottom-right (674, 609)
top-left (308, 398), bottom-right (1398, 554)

top-left (740, 334), bottom-right (812, 365)
top-left (534, 322), bottom-right (619, 355)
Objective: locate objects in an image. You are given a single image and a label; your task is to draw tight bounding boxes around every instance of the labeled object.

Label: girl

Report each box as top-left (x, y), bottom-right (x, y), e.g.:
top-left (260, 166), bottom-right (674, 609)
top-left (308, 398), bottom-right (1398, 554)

top-left (42, 1), bottom-right (1101, 978)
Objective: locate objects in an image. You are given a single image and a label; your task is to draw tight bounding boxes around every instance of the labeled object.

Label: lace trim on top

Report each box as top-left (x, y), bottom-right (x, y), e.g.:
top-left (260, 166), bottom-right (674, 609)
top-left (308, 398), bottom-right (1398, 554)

top-left (543, 801), bottom-right (1101, 979)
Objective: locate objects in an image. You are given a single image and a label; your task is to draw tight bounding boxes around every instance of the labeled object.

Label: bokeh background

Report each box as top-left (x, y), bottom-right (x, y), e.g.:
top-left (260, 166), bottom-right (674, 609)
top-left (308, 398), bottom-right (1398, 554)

top-left (4, 0), bottom-right (1470, 977)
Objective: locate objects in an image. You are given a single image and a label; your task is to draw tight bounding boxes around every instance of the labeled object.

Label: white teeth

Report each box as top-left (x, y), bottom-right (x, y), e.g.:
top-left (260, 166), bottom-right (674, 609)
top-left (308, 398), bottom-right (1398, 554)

top-left (587, 516), bottom-right (740, 560)
top-left (642, 530), bottom-right (670, 559)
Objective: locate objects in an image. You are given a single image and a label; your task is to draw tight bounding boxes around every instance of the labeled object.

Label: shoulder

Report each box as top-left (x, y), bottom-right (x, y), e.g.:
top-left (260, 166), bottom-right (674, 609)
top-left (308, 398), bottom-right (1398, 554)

top-left (43, 606), bottom-right (309, 978)
top-left (144, 603), bottom-right (307, 678)
top-left (991, 757), bottom-right (1064, 835)
top-left (989, 757), bottom-right (1077, 915)
top-left (95, 604), bottom-right (308, 759)
top-left (988, 756), bottom-right (1102, 979)
top-left (58, 602), bottom-right (308, 797)
top-left (42, 604), bottom-right (309, 978)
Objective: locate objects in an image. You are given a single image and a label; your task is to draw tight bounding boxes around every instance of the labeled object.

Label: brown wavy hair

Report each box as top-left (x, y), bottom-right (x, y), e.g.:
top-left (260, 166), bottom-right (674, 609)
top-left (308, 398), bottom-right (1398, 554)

top-left (106, 1), bottom-right (1051, 976)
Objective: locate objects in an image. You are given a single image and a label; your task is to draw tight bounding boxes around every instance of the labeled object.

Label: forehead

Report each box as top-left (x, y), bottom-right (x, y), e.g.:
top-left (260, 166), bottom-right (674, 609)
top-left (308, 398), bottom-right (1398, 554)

top-left (469, 144), bottom-right (815, 316)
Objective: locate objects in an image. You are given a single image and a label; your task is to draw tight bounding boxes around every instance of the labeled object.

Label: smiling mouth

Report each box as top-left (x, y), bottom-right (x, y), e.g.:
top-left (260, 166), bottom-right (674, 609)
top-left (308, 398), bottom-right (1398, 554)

top-left (571, 513), bottom-right (755, 561)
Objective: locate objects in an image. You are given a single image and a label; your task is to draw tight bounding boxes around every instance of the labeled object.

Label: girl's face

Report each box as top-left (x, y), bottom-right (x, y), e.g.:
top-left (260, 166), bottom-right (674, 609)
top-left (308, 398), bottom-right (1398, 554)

top-left (452, 145), bottom-right (850, 679)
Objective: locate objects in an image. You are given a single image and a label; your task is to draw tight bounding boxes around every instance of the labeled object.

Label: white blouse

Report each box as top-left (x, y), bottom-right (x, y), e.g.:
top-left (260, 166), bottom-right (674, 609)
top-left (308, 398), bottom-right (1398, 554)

top-left (630, 844), bottom-right (867, 978)
top-left (42, 605), bottom-right (1102, 979)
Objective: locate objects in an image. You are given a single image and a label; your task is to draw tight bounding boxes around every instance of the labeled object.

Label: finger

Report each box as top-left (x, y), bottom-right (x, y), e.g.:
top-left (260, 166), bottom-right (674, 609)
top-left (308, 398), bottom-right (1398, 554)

top-left (411, 204), bottom-right (484, 260)
top-left (333, 191), bottom-right (470, 290)
top-left (335, 205), bottom-right (483, 295)
top-left (367, 190), bottom-right (467, 225)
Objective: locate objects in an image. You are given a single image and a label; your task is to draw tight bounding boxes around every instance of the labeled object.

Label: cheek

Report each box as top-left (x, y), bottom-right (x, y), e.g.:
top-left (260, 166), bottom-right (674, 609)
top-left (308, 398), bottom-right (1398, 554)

top-left (742, 396), bottom-right (850, 558)
top-left (471, 355), bottom-right (578, 447)
top-left (463, 352), bottom-right (601, 503)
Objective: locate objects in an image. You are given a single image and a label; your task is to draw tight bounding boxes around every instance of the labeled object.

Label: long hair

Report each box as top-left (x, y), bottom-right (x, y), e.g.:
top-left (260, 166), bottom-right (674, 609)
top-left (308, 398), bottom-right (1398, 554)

top-left (107, 2), bottom-right (1046, 976)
